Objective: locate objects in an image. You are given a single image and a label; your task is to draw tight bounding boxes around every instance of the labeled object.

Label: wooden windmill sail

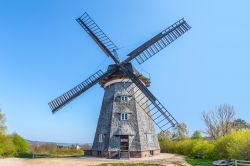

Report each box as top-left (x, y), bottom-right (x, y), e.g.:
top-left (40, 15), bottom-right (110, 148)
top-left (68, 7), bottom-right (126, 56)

top-left (49, 12), bottom-right (191, 158)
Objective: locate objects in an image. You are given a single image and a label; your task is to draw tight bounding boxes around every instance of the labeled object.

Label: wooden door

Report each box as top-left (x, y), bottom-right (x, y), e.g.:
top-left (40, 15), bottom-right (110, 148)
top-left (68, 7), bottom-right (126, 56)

top-left (120, 135), bottom-right (129, 158)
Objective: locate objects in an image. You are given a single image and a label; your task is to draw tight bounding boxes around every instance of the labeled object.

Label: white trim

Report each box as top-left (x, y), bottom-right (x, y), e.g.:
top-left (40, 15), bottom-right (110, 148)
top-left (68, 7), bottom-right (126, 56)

top-left (121, 113), bottom-right (128, 120)
top-left (146, 133), bottom-right (153, 142)
top-left (104, 79), bottom-right (131, 88)
top-left (98, 134), bottom-right (104, 142)
top-left (121, 96), bottom-right (128, 102)
top-left (103, 78), bottom-right (146, 88)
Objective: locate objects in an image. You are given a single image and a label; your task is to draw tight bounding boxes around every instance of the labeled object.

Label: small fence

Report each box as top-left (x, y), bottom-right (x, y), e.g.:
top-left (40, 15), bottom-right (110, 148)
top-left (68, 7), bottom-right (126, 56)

top-left (213, 160), bottom-right (250, 166)
top-left (234, 160), bottom-right (250, 166)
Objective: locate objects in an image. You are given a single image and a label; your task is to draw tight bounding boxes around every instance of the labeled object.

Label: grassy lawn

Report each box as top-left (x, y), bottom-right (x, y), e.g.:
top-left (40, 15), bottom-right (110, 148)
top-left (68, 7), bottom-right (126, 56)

top-left (185, 156), bottom-right (214, 166)
top-left (99, 164), bottom-right (163, 166)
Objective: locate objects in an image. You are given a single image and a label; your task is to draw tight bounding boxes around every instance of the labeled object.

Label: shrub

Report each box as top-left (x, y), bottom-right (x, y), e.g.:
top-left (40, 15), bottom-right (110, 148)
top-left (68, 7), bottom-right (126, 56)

top-left (214, 129), bottom-right (250, 160)
top-left (159, 139), bottom-right (176, 153)
top-left (55, 147), bottom-right (83, 156)
top-left (160, 139), bottom-right (197, 155)
top-left (160, 129), bottom-right (250, 160)
top-left (0, 133), bottom-right (29, 157)
top-left (191, 139), bottom-right (215, 159)
top-left (175, 139), bottom-right (195, 155)
top-left (12, 133), bottom-right (29, 155)
top-left (0, 134), bottom-right (16, 157)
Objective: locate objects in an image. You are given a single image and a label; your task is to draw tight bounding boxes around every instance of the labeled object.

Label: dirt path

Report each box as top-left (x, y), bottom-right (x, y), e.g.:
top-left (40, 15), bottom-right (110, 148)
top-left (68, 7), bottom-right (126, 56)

top-left (0, 153), bottom-right (190, 166)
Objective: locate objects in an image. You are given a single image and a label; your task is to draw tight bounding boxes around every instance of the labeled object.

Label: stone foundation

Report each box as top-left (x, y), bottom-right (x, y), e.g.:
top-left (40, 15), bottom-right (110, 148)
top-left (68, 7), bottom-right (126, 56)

top-left (86, 149), bottom-right (160, 158)
top-left (130, 149), bottom-right (160, 158)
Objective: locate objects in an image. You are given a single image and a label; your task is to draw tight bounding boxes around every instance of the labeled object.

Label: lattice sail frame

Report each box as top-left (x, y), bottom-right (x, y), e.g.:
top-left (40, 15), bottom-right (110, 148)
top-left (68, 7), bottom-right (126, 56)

top-left (124, 18), bottom-right (191, 65)
top-left (119, 67), bottom-right (178, 131)
top-left (76, 12), bottom-right (119, 61)
top-left (49, 12), bottom-right (191, 132)
top-left (121, 80), bottom-right (178, 131)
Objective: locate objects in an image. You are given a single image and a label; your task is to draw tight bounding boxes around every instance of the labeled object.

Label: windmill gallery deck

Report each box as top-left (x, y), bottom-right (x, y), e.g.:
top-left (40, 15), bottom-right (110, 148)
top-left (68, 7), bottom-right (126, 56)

top-left (48, 12), bottom-right (191, 159)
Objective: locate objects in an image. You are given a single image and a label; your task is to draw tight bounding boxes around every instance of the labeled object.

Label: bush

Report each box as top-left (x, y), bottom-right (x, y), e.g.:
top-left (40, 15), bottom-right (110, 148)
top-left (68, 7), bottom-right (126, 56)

top-left (175, 139), bottom-right (195, 155)
top-left (0, 133), bottom-right (30, 157)
top-left (54, 147), bottom-right (83, 156)
top-left (214, 130), bottom-right (250, 160)
top-left (12, 133), bottom-right (30, 155)
top-left (160, 139), bottom-right (196, 155)
top-left (0, 134), bottom-right (16, 157)
top-left (0, 109), bottom-right (30, 157)
top-left (191, 139), bottom-right (215, 159)
top-left (160, 129), bottom-right (250, 160)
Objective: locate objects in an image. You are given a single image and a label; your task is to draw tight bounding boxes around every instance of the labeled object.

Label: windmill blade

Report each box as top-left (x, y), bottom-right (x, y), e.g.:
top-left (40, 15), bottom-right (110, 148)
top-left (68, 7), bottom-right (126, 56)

top-left (120, 66), bottom-right (178, 132)
top-left (122, 18), bottom-right (191, 65)
top-left (76, 12), bottom-right (120, 64)
top-left (48, 68), bottom-right (117, 113)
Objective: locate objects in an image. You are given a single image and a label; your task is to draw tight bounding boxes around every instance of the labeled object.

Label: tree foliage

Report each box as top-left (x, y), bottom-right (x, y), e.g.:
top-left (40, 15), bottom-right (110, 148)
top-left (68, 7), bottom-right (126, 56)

top-left (0, 134), bottom-right (16, 157)
top-left (0, 109), bottom-right (6, 134)
top-left (233, 118), bottom-right (250, 130)
top-left (191, 130), bottom-right (202, 139)
top-left (0, 109), bottom-right (30, 157)
top-left (12, 133), bottom-right (29, 154)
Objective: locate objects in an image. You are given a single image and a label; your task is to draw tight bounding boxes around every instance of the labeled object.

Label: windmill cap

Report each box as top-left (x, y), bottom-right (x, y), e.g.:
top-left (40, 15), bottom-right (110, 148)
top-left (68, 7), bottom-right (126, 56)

top-left (100, 63), bottom-right (150, 87)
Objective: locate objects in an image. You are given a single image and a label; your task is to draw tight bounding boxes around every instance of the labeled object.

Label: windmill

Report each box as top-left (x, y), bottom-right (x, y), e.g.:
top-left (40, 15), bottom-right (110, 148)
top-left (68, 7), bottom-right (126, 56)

top-left (49, 12), bottom-right (191, 158)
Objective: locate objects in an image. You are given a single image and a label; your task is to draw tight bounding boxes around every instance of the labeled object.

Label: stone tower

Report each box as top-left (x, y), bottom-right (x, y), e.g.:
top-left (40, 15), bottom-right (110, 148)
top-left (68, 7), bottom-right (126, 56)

top-left (91, 64), bottom-right (160, 158)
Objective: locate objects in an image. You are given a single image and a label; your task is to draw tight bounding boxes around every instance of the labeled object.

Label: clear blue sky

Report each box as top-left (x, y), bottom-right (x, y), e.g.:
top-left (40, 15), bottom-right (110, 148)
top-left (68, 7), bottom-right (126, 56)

top-left (0, 0), bottom-right (249, 143)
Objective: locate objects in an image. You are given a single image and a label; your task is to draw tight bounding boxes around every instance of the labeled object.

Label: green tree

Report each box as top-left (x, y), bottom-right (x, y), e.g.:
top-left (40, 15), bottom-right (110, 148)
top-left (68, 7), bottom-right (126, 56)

top-left (191, 130), bottom-right (202, 139)
top-left (233, 118), bottom-right (250, 130)
top-left (0, 109), bottom-right (6, 134)
top-left (12, 133), bottom-right (29, 154)
top-left (0, 135), bottom-right (16, 157)
top-left (0, 109), bottom-right (29, 157)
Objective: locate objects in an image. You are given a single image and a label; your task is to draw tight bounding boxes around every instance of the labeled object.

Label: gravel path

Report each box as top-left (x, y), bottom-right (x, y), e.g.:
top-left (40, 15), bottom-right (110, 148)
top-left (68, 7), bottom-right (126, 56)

top-left (0, 153), bottom-right (190, 166)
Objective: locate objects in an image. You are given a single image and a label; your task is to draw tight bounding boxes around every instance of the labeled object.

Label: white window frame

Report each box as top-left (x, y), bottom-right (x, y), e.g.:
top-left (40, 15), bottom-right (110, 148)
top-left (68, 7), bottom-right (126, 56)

top-left (120, 96), bottom-right (128, 102)
top-left (146, 133), bottom-right (152, 142)
top-left (98, 134), bottom-right (104, 142)
top-left (121, 113), bottom-right (128, 121)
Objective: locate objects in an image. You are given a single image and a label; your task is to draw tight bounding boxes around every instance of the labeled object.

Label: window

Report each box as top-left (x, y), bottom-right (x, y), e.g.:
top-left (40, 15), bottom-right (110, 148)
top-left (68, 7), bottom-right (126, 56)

top-left (120, 96), bottom-right (128, 102)
top-left (121, 113), bottom-right (128, 120)
top-left (146, 133), bottom-right (152, 142)
top-left (98, 134), bottom-right (104, 142)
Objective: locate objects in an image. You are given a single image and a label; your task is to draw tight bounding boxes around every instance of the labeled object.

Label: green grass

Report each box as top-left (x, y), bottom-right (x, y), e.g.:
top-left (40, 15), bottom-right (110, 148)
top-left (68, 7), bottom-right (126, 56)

top-left (99, 163), bottom-right (163, 166)
top-left (185, 156), bottom-right (214, 166)
top-left (174, 164), bottom-right (185, 166)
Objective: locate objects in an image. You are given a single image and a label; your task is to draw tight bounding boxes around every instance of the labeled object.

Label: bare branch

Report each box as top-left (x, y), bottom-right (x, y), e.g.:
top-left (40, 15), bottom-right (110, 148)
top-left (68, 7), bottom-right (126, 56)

top-left (202, 104), bottom-right (236, 139)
